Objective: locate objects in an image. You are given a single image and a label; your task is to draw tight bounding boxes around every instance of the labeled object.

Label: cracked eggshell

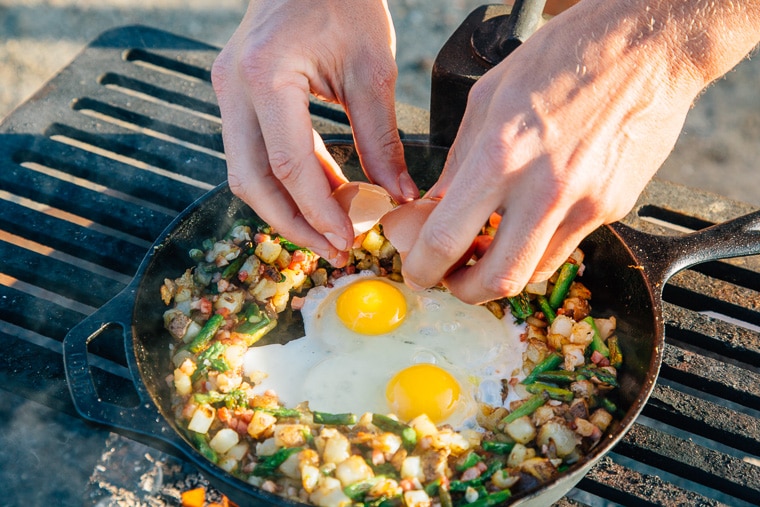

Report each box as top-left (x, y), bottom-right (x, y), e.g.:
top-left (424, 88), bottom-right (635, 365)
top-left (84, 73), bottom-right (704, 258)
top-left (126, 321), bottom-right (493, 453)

top-left (332, 181), bottom-right (396, 237)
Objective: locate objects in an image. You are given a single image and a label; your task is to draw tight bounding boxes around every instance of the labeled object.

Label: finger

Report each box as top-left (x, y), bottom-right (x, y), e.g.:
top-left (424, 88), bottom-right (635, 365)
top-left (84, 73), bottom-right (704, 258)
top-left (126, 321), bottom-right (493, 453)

top-left (443, 200), bottom-right (562, 304)
top-left (528, 203), bottom-right (606, 282)
top-left (343, 65), bottom-right (418, 203)
top-left (249, 77), bottom-right (355, 251)
top-left (401, 150), bottom-right (505, 291)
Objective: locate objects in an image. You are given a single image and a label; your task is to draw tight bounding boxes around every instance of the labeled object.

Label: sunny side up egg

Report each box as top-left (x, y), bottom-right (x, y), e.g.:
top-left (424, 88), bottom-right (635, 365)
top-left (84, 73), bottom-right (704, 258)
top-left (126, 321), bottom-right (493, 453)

top-left (242, 272), bottom-right (527, 430)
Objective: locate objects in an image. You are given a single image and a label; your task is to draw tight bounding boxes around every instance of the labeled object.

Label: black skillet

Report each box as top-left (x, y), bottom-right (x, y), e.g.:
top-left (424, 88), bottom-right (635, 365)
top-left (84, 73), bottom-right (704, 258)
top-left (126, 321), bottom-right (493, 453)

top-left (64, 141), bottom-right (760, 506)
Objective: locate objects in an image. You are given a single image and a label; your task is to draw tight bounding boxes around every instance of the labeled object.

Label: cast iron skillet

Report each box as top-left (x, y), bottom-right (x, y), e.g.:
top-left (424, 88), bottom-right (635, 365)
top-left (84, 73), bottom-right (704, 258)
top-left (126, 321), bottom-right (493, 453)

top-left (64, 142), bottom-right (760, 506)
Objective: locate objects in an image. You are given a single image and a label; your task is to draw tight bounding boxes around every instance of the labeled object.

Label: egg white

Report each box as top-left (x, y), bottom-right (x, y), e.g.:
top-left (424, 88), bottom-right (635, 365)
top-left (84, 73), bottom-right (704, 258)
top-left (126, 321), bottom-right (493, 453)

top-left (242, 272), bottom-right (527, 429)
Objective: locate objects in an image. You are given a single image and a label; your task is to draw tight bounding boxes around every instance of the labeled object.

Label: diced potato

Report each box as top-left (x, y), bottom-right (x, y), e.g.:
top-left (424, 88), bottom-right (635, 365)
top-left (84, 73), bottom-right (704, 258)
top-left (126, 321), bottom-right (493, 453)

top-left (317, 428), bottom-right (351, 465)
top-left (400, 455), bottom-right (425, 481)
top-left (569, 319), bottom-right (594, 346)
top-left (248, 410), bottom-right (277, 439)
top-left (274, 424), bottom-right (311, 448)
top-left (279, 450), bottom-right (303, 479)
top-left (251, 277), bottom-right (278, 301)
top-left (409, 414), bottom-right (439, 439)
top-left (505, 415), bottom-right (536, 444)
top-left (301, 464), bottom-right (320, 493)
top-left (214, 289), bottom-right (245, 315)
top-left (525, 280), bottom-right (548, 295)
top-left (536, 420), bottom-right (579, 457)
top-left (210, 428), bottom-right (240, 454)
top-left (361, 229), bottom-right (385, 256)
top-left (589, 408), bottom-right (614, 432)
top-left (255, 240), bottom-right (283, 265)
top-left (217, 455), bottom-right (238, 473)
top-left (309, 477), bottom-right (352, 507)
top-left (519, 457), bottom-right (559, 482)
top-left (163, 308), bottom-right (192, 341)
top-left (549, 315), bottom-right (574, 338)
top-left (491, 468), bottom-right (519, 489)
top-left (239, 255), bottom-right (261, 284)
top-left (187, 404), bottom-right (215, 434)
top-left (335, 455), bottom-right (374, 487)
top-left (173, 368), bottom-right (192, 396)
top-left (275, 248), bottom-right (292, 270)
top-left (225, 442), bottom-right (249, 461)
top-left (378, 239), bottom-right (396, 260)
top-left (256, 437), bottom-right (279, 456)
top-left (562, 344), bottom-right (586, 371)
top-left (507, 443), bottom-right (536, 468)
top-left (594, 316), bottom-right (617, 340)
top-left (403, 490), bottom-right (432, 507)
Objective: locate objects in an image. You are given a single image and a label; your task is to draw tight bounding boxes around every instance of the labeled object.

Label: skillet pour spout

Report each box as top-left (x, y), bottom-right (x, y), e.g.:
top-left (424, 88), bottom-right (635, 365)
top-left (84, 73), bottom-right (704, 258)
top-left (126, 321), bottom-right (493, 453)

top-left (63, 142), bottom-right (760, 506)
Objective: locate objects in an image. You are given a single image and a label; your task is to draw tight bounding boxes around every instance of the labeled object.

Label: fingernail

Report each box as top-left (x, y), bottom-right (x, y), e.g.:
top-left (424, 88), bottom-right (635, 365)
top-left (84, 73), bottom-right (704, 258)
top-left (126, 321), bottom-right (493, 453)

top-left (404, 277), bottom-right (426, 292)
top-left (324, 232), bottom-right (350, 251)
top-left (399, 172), bottom-right (419, 201)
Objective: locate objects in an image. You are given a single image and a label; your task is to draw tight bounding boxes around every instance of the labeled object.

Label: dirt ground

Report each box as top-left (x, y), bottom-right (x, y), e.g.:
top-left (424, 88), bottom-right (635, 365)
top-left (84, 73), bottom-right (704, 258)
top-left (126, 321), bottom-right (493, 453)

top-left (1, 0), bottom-right (758, 205)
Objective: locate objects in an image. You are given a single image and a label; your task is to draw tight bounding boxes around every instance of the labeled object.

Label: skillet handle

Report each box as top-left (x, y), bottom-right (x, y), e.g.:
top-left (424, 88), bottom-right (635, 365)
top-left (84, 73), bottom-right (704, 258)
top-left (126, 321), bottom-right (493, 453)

top-left (63, 286), bottom-right (182, 450)
top-left (611, 208), bottom-right (760, 287)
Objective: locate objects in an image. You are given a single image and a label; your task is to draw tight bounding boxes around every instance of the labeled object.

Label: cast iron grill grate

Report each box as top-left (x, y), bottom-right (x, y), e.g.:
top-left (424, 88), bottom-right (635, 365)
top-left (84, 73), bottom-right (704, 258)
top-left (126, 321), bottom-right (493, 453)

top-left (0, 25), bottom-right (757, 506)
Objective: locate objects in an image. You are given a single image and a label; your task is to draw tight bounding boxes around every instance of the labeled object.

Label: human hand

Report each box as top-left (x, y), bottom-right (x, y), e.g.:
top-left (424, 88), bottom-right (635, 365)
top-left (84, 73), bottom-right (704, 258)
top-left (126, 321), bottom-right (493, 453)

top-left (401, 0), bottom-right (748, 304)
top-left (212, 0), bottom-right (418, 265)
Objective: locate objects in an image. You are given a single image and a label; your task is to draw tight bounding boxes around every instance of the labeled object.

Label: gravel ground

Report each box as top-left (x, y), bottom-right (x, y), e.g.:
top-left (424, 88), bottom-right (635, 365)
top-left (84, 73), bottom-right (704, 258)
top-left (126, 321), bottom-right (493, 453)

top-left (1, 0), bottom-right (759, 205)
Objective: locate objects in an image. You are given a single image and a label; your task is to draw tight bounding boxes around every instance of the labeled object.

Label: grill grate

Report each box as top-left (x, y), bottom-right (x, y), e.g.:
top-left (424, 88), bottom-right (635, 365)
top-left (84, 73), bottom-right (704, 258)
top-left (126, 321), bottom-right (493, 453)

top-left (0, 25), bottom-right (758, 506)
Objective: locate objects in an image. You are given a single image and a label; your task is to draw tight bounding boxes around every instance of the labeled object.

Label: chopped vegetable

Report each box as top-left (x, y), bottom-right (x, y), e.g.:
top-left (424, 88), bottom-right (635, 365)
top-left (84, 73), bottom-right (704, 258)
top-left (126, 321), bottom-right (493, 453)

top-left (507, 291), bottom-right (533, 321)
top-left (548, 262), bottom-right (580, 309)
top-left (371, 413), bottom-right (417, 451)
top-left (536, 294), bottom-right (556, 324)
top-left (502, 393), bottom-right (547, 424)
top-left (525, 382), bottom-right (574, 403)
top-left (583, 316), bottom-right (610, 358)
top-left (252, 446), bottom-right (303, 477)
top-left (313, 411), bottom-right (357, 426)
top-left (522, 352), bottom-right (563, 385)
top-left (187, 313), bottom-right (224, 353)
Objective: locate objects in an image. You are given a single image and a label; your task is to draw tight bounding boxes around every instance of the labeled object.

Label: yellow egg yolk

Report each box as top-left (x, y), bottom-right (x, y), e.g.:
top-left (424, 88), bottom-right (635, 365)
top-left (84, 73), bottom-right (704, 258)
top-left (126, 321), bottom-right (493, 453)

top-left (335, 279), bottom-right (407, 335)
top-left (386, 364), bottom-right (461, 423)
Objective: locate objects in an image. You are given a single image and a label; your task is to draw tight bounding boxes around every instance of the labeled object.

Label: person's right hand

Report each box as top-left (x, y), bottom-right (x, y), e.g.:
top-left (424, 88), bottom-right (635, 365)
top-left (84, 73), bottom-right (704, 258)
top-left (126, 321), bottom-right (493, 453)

top-left (212, 0), bottom-right (418, 265)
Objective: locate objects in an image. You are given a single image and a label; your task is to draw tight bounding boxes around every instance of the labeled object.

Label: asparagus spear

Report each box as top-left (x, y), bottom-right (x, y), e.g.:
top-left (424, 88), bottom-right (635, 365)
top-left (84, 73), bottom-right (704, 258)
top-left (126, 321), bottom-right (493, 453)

top-left (187, 313), bottom-right (224, 353)
top-left (548, 262), bottom-right (580, 309)
top-left (312, 411), bottom-right (357, 425)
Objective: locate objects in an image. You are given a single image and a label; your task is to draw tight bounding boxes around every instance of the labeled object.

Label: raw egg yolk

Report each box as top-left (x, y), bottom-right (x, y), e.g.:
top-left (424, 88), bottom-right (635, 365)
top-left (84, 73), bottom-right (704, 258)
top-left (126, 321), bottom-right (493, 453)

top-left (386, 364), bottom-right (461, 423)
top-left (335, 279), bottom-right (407, 335)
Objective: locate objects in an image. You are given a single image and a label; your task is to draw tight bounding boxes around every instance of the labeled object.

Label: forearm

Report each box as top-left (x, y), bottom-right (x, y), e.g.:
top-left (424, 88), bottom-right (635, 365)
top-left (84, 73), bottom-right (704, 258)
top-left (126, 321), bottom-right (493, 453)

top-left (638, 0), bottom-right (760, 86)
top-left (567, 0), bottom-right (760, 89)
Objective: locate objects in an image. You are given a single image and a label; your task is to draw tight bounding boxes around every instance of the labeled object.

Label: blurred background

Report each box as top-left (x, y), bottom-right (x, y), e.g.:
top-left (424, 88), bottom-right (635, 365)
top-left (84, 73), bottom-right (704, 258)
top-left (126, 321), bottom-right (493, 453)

top-left (1, 0), bottom-right (758, 205)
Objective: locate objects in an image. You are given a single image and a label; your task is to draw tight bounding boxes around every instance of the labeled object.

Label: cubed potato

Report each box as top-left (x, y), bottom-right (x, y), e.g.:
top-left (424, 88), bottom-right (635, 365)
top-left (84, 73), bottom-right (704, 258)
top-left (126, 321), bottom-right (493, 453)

top-left (255, 240), bottom-right (283, 265)
top-left (504, 415), bottom-right (536, 444)
top-left (210, 428), bottom-right (239, 454)
top-left (335, 455), bottom-right (374, 487)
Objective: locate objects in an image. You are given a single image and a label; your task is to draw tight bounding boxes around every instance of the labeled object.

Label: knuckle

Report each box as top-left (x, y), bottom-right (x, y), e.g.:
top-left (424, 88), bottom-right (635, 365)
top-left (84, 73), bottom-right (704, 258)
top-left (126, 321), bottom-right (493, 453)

top-left (268, 151), bottom-right (303, 183)
top-left (210, 51), bottom-right (234, 96)
top-left (482, 272), bottom-right (524, 300)
top-left (419, 222), bottom-right (463, 263)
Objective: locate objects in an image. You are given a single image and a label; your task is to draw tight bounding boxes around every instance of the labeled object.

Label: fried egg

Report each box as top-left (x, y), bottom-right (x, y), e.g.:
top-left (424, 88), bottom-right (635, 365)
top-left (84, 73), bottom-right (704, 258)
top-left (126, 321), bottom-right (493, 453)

top-left (242, 272), bottom-right (527, 429)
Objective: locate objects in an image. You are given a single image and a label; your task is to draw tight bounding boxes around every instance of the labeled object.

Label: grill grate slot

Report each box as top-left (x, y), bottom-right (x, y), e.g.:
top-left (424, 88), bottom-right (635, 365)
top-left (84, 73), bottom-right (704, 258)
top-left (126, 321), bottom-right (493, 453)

top-left (72, 98), bottom-right (224, 156)
top-left (124, 48), bottom-right (211, 82)
top-left (0, 196), bottom-right (147, 275)
top-left (99, 72), bottom-right (221, 119)
top-left (45, 122), bottom-right (222, 188)
top-left (638, 204), bottom-right (714, 233)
